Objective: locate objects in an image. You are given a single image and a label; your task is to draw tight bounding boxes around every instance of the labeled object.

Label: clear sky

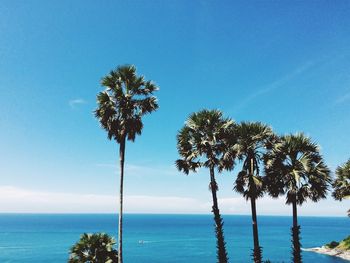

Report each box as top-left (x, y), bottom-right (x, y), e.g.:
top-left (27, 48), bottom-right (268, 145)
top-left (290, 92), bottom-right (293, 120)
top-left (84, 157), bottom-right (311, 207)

top-left (1, 0), bottom-right (349, 215)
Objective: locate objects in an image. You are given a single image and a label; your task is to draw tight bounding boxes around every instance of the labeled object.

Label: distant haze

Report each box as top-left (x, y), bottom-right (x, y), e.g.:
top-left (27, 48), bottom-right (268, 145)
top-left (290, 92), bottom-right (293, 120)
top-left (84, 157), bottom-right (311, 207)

top-left (0, 186), bottom-right (347, 216)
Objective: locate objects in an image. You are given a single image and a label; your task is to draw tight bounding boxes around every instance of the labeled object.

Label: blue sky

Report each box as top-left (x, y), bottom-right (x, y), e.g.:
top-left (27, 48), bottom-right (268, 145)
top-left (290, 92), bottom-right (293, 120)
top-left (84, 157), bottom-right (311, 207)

top-left (0, 0), bottom-right (349, 215)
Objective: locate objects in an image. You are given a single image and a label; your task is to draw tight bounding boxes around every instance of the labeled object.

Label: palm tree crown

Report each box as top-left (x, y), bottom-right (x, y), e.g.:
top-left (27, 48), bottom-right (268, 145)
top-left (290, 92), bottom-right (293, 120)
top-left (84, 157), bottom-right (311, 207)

top-left (332, 159), bottom-right (350, 201)
top-left (265, 133), bottom-right (331, 204)
top-left (234, 122), bottom-right (275, 200)
top-left (69, 233), bottom-right (118, 263)
top-left (95, 65), bottom-right (159, 142)
top-left (176, 109), bottom-right (236, 174)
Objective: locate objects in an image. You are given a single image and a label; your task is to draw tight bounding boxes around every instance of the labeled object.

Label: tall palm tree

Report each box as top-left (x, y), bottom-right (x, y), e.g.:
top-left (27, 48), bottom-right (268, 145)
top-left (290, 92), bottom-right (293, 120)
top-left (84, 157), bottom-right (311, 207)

top-left (233, 122), bottom-right (275, 263)
top-left (176, 110), bottom-right (236, 263)
top-left (332, 159), bottom-right (350, 216)
top-left (94, 65), bottom-right (159, 263)
top-left (69, 233), bottom-right (118, 263)
top-left (264, 133), bottom-right (331, 263)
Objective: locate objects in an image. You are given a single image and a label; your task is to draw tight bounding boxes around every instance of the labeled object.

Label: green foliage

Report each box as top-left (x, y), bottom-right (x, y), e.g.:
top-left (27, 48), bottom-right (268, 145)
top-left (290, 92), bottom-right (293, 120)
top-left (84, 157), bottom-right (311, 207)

top-left (68, 233), bottom-right (118, 263)
top-left (332, 159), bottom-right (350, 216)
top-left (333, 159), bottom-right (350, 201)
top-left (95, 65), bottom-right (159, 143)
top-left (324, 236), bottom-right (350, 251)
top-left (337, 236), bottom-right (350, 250)
top-left (325, 241), bottom-right (339, 249)
top-left (176, 109), bottom-right (236, 173)
top-left (264, 133), bottom-right (331, 205)
top-left (233, 121), bottom-right (275, 200)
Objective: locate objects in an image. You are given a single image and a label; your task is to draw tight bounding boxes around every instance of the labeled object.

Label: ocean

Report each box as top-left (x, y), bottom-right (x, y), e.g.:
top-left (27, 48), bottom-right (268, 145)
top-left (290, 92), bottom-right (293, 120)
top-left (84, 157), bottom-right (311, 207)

top-left (0, 214), bottom-right (348, 262)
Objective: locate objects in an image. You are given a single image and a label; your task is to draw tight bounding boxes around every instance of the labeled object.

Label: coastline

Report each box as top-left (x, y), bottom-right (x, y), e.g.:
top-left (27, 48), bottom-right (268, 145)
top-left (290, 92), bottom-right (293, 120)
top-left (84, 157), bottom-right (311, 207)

top-left (303, 247), bottom-right (350, 261)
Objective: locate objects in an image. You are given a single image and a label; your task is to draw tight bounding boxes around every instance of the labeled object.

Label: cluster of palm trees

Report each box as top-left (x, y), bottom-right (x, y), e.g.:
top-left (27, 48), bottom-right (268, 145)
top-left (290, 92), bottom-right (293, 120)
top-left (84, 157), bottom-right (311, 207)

top-left (93, 64), bottom-right (349, 263)
top-left (176, 109), bottom-right (348, 263)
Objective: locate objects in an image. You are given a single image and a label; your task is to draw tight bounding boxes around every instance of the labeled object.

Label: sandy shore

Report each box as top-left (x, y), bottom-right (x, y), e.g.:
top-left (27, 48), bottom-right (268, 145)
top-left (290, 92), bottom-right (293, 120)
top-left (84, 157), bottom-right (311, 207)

top-left (303, 246), bottom-right (350, 261)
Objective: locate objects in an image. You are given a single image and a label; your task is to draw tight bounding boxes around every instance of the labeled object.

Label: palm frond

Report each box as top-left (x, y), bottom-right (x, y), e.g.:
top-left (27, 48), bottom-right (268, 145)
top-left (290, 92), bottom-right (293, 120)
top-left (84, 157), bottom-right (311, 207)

top-left (332, 159), bottom-right (350, 201)
top-left (69, 233), bottom-right (118, 263)
top-left (234, 122), bottom-right (276, 200)
top-left (176, 109), bottom-right (236, 175)
top-left (264, 133), bottom-right (331, 205)
top-left (95, 65), bottom-right (159, 143)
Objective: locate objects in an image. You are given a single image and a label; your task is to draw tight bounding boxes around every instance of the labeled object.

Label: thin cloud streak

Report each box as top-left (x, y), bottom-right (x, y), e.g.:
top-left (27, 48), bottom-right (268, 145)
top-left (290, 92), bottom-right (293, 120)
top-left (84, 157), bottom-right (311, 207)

top-left (232, 61), bottom-right (314, 112)
top-left (335, 91), bottom-right (350, 105)
top-left (69, 98), bottom-right (87, 108)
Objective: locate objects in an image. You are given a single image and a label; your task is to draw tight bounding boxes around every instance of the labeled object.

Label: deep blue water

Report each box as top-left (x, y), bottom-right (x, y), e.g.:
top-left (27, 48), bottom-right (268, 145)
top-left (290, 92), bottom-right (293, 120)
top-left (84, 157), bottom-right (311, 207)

top-left (0, 214), bottom-right (349, 262)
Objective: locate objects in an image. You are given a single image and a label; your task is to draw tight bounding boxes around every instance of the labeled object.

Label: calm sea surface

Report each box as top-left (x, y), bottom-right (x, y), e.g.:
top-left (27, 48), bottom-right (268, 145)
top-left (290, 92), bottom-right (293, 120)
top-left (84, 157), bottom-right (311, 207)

top-left (0, 214), bottom-right (348, 262)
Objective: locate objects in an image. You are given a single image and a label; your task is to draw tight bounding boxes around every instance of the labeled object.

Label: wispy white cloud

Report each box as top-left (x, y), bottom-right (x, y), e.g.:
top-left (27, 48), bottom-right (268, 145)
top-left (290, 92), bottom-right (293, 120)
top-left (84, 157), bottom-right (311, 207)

top-left (0, 186), bottom-right (114, 213)
top-left (69, 98), bottom-right (87, 108)
top-left (335, 91), bottom-right (350, 105)
top-left (0, 186), bottom-right (199, 213)
top-left (0, 186), bottom-right (347, 216)
top-left (233, 61), bottom-right (314, 112)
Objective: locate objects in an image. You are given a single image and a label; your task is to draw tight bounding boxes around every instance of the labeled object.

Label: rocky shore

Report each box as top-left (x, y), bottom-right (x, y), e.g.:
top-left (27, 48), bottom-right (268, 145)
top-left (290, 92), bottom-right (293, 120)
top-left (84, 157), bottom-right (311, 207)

top-left (303, 246), bottom-right (350, 261)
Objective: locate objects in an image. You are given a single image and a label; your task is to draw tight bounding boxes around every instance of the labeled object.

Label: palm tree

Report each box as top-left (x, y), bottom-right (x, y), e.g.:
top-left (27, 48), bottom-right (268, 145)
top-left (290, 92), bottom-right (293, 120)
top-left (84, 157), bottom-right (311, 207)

top-left (233, 122), bottom-right (275, 263)
top-left (332, 159), bottom-right (350, 216)
top-left (264, 133), bottom-right (331, 263)
top-left (69, 233), bottom-right (118, 263)
top-left (176, 110), bottom-right (236, 263)
top-left (94, 65), bottom-right (159, 263)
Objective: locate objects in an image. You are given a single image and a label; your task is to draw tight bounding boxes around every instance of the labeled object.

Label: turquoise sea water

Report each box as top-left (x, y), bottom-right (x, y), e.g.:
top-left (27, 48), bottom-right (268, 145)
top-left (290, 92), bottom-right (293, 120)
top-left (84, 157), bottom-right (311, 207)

top-left (0, 214), bottom-right (348, 262)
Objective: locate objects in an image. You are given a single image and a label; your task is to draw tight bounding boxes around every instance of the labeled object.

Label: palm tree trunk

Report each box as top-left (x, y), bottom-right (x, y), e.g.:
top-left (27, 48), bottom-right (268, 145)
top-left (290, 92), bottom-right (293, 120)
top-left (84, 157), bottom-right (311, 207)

top-left (118, 135), bottom-right (126, 263)
top-left (250, 197), bottom-right (262, 263)
top-left (291, 199), bottom-right (302, 263)
top-left (209, 166), bottom-right (228, 263)
top-left (250, 158), bottom-right (262, 263)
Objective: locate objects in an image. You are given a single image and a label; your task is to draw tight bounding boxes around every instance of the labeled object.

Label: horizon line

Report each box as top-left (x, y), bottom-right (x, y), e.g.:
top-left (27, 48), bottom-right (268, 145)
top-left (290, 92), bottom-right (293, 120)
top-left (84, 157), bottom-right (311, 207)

top-left (0, 212), bottom-right (346, 218)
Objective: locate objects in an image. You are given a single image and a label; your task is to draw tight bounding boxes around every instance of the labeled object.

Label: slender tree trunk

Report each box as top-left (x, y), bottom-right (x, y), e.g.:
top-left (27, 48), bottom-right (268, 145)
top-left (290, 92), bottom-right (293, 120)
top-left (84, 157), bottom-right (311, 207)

top-left (250, 158), bottom-right (262, 263)
top-left (209, 166), bottom-right (229, 263)
top-left (292, 200), bottom-right (298, 229)
top-left (118, 135), bottom-right (126, 263)
top-left (251, 197), bottom-right (261, 263)
top-left (291, 199), bottom-right (302, 263)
